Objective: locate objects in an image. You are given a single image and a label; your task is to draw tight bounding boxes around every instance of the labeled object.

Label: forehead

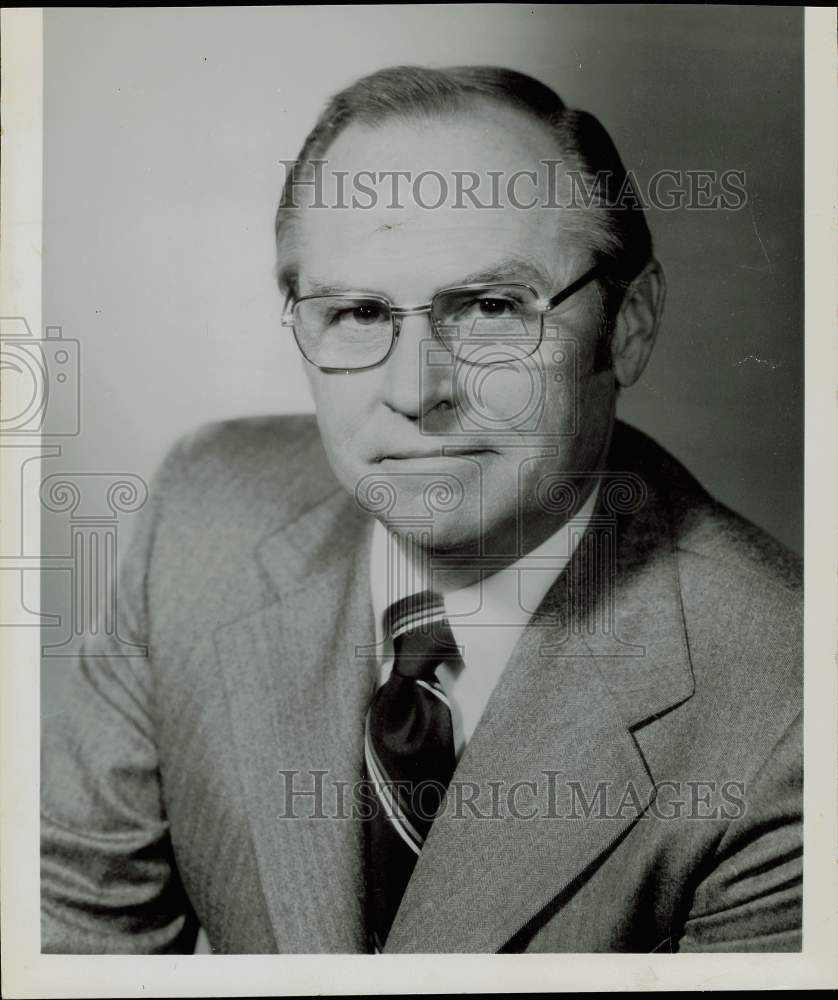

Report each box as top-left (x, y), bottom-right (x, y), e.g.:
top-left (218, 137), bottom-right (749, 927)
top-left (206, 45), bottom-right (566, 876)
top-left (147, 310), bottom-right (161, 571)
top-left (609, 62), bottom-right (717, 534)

top-left (287, 103), bottom-right (585, 297)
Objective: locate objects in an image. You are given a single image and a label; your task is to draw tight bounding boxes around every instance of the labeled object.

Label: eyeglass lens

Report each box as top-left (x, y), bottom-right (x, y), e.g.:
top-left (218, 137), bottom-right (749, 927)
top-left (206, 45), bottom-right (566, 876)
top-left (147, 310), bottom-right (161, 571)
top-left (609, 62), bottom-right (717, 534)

top-left (293, 284), bottom-right (543, 370)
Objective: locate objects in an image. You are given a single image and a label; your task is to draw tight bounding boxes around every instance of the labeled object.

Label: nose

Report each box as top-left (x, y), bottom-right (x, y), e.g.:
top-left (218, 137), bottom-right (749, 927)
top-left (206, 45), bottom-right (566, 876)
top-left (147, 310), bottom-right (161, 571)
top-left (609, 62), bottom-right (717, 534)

top-left (380, 311), bottom-right (453, 421)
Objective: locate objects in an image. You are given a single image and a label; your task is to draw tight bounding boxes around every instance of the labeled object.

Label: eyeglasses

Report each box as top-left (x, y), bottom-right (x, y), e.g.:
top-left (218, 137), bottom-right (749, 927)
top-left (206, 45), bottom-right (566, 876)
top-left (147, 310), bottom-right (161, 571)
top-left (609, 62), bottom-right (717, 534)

top-left (282, 263), bottom-right (605, 373)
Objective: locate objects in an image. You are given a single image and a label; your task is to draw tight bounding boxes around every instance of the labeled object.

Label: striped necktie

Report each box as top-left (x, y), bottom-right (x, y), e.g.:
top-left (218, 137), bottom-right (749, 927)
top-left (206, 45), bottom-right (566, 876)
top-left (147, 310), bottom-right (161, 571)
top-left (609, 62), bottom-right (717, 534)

top-left (364, 589), bottom-right (458, 952)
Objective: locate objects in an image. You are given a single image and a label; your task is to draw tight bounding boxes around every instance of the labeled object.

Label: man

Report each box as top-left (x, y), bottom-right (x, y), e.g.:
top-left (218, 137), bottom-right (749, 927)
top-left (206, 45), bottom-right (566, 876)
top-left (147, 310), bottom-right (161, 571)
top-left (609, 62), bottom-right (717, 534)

top-left (41, 66), bottom-right (802, 954)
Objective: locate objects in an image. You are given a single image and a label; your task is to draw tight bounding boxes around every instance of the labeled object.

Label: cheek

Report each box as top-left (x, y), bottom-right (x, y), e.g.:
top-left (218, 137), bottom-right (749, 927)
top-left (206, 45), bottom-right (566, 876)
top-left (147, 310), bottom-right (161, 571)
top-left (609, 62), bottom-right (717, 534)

top-left (309, 373), bottom-right (375, 463)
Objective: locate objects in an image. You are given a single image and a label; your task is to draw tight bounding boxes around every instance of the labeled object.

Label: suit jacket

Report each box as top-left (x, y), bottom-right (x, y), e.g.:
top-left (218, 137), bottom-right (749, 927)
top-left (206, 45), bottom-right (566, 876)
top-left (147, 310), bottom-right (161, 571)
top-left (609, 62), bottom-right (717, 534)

top-left (41, 416), bottom-right (803, 954)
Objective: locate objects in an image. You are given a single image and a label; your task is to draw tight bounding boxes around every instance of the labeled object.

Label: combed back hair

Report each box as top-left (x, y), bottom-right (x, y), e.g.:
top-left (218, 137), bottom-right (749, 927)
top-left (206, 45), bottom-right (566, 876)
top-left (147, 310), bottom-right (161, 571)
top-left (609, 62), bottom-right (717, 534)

top-left (275, 65), bottom-right (653, 318)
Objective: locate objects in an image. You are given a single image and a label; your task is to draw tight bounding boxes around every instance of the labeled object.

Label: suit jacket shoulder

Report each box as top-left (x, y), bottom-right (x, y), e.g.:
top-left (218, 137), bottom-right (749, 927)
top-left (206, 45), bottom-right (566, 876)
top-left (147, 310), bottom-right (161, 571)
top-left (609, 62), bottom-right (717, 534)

top-left (161, 413), bottom-right (337, 527)
top-left (145, 415), bottom-right (342, 639)
top-left (610, 420), bottom-right (801, 593)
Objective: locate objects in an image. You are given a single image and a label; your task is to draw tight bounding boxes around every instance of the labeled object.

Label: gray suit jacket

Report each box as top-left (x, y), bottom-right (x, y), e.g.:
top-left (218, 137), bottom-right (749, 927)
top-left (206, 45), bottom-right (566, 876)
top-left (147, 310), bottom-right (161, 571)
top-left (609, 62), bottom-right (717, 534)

top-left (41, 417), bottom-right (802, 953)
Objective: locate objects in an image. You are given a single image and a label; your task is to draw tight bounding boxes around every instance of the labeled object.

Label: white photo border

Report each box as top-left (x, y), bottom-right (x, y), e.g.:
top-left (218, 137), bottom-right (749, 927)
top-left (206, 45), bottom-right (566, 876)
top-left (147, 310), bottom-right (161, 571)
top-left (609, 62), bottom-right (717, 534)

top-left (1, 6), bottom-right (835, 995)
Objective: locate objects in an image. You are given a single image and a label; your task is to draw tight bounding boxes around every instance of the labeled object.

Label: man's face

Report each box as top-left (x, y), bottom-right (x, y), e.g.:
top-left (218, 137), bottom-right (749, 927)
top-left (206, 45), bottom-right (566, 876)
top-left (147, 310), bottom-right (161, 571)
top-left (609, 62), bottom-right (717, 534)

top-left (284, 102), bottom-right (619, 563)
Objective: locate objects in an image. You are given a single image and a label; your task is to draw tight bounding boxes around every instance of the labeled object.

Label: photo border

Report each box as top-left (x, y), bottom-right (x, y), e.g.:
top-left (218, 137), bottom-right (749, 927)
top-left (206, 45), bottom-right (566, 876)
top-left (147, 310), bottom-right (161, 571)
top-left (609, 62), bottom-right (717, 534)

top-left (1, 6), bottom-right (835, 994)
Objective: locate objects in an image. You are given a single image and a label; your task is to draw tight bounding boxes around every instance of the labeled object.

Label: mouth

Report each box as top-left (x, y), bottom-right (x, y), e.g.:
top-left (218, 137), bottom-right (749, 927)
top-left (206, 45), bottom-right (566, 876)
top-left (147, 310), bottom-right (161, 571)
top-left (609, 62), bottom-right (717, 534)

top-left (375, 446), bottom-right (498, 462)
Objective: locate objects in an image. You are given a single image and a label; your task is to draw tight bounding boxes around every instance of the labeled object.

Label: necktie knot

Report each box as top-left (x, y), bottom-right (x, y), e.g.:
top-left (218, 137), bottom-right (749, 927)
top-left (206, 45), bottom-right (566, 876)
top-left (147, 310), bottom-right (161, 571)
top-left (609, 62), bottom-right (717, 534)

top-left (384, 590), bottom-right (458, 680)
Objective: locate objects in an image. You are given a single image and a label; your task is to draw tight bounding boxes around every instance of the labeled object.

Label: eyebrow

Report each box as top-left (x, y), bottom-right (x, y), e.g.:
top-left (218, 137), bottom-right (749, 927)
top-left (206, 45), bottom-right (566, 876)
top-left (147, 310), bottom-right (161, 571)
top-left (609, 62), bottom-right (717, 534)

top-left (303, 256), bottom-right (554, 299)
top-left (456, 258), bottom-right (552, 290)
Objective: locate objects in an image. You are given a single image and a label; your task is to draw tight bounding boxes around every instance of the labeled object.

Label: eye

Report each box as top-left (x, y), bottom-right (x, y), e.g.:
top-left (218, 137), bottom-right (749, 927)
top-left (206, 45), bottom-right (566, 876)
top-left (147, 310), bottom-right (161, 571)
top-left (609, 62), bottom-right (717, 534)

top-left (329, 302), bottom-right (388, 327)
top-left (350, 303), bottom-right (385, 325)
top-left (476, 297), bottom-right (519, 317)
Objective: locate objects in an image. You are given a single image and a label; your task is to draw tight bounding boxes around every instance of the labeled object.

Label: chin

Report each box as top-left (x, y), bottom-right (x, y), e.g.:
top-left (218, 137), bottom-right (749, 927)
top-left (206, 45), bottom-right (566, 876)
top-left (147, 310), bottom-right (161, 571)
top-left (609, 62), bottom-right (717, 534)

top-left (381, 507), bottom-right (485, 557)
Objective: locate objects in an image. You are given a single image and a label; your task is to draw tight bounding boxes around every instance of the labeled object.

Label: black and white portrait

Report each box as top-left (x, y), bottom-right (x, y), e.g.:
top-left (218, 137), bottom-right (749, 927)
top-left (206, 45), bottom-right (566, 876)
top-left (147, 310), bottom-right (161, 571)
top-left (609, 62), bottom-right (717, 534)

top-left (2, 5), bottom-right (835, 995)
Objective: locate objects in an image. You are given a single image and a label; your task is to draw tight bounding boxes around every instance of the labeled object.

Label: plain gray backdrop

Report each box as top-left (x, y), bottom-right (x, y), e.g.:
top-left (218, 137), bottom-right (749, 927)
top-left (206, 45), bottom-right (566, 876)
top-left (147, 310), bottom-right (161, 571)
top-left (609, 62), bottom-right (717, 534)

top-left (40, 6), bottom-right (803, 711)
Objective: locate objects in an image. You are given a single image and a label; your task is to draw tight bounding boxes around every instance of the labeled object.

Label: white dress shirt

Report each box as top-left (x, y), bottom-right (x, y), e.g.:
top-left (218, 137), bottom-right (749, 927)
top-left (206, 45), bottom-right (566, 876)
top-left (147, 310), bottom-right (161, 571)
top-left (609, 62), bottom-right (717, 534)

top-left (368, 481), bottom-right (600, 759)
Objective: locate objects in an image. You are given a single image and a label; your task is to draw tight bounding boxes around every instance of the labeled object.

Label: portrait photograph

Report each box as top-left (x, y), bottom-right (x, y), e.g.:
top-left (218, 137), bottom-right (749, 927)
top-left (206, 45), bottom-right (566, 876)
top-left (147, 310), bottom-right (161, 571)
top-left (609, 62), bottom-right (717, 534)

top-left (1, 5), bottom-right (836, 996)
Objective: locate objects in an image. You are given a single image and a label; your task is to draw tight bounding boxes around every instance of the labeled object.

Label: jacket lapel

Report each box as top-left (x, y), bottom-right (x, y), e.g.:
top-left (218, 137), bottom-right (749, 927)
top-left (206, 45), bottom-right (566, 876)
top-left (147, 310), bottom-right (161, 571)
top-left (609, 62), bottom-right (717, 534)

top-left (214, 488), bottom-right (379, 952)
top-left (385, 476), bottom-right (695, 953)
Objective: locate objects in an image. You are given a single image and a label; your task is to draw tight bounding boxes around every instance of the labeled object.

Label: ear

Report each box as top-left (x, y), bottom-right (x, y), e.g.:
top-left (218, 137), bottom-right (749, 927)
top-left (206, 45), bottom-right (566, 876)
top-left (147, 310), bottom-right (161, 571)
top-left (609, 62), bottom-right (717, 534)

top-left (610, 259), bottom-right (666, 387)
top-left (276, 261), bottom-right (296, 301)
